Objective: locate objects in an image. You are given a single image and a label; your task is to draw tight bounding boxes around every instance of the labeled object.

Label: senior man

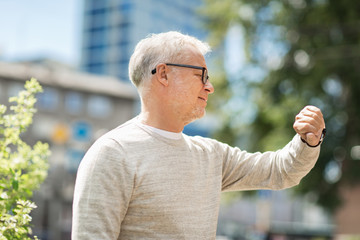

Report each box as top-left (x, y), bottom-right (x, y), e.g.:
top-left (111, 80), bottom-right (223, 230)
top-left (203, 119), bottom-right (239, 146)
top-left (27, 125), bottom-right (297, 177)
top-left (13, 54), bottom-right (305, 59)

top-left (72, 31), bottom-right (325, 239)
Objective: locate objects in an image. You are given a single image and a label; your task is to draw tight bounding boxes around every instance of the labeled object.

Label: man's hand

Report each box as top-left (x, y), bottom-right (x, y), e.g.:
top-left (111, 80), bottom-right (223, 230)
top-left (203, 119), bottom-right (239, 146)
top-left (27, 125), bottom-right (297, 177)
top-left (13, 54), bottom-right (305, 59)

top-left (293, 105), bottom-right (326, 147)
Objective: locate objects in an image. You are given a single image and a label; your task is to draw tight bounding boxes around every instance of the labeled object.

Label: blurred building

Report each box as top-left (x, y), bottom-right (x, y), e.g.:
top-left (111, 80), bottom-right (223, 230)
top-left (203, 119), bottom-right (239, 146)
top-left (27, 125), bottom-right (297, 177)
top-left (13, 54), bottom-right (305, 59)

top-left (335, 184), bottom-right (360, 238)
top-left (0, 60), bottom-right (138, 240)
top-left (217, 190), bottom-right (335, 240)
top-left (81, 0), bottom-right (207, 81)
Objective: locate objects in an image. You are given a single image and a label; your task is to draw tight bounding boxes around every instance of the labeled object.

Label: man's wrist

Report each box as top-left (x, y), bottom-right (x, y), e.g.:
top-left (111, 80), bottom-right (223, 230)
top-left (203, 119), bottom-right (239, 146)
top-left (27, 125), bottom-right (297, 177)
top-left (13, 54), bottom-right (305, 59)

top-left (300, 128), bottom-right (326, 148)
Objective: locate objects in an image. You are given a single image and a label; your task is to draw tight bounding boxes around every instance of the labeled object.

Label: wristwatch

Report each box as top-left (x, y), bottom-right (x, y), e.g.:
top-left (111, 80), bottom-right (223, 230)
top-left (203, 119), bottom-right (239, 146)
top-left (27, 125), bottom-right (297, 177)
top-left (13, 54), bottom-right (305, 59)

top-left (301, 128), bottom-right (326, 147)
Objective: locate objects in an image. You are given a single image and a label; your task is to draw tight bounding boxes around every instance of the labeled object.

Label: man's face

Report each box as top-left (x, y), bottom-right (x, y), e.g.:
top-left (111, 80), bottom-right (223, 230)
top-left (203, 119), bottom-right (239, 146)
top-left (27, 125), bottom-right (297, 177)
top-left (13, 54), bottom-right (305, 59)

top-left (168, 47), bottom-right (214, 125)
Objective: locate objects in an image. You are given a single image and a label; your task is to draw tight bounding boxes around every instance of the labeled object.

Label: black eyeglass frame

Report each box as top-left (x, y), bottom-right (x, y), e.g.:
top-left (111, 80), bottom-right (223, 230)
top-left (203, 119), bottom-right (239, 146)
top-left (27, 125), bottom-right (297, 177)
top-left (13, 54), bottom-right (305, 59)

top-left (151, 63), bottom-right (209, 84)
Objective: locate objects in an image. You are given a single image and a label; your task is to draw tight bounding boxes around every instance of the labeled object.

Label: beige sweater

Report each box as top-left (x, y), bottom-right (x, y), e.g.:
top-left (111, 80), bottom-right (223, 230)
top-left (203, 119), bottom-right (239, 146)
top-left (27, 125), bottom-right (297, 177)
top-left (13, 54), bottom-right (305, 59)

top-left (72, 118), bottom-right (320, 239)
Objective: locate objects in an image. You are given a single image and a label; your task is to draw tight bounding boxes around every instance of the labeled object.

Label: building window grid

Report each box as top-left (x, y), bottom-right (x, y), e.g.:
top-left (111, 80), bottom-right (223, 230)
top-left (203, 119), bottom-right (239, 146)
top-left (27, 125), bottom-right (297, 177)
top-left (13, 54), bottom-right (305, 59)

top-left (85, 27), bottom-right (108, 49)
top-left (87, 0), bottom-right (108, 12)
top-left (85, 63), bottom-right (106, 75)
top-left (82, 0), bottom-right (206, 82)
top-left (89, 11), bottom-right (108, 30)
top-left (88, 47), bottom-right (107, 64)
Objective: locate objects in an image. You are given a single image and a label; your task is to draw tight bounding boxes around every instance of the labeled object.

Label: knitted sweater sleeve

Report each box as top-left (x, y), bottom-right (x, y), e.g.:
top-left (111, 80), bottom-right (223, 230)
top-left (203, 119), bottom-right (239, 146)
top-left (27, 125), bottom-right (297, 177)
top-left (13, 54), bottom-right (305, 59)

top-left (72, 137), bottom-right (133, 240)
top-left (220, 134), bottom-right (320, 191)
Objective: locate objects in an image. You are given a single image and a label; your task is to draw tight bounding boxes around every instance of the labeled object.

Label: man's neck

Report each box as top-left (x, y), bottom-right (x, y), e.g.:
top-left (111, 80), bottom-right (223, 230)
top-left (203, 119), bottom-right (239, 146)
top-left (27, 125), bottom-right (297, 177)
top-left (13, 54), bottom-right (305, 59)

top-left (138, 110), bottom-right (184, 133)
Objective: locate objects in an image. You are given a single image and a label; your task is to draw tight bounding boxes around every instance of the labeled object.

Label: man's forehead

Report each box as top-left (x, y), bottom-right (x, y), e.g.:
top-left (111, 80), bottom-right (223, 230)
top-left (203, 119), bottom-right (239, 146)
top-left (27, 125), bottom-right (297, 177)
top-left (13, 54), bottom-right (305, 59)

top-left (181, 47), bottom-right (206, 66)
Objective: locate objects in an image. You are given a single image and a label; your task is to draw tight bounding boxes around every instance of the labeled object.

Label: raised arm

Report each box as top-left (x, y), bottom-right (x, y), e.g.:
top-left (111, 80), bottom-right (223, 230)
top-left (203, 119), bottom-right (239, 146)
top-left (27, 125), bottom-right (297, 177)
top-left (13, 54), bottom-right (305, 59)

top-left (221, 105), bottom-right (325, 191)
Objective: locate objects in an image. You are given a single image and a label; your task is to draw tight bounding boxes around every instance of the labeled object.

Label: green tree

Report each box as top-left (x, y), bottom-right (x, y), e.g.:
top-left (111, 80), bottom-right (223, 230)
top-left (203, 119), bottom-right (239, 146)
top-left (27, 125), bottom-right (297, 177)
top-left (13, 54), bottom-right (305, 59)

top-left (0, 78), bottom-right (50, 239)
top-left (202, 0), bottom-right (360, 212)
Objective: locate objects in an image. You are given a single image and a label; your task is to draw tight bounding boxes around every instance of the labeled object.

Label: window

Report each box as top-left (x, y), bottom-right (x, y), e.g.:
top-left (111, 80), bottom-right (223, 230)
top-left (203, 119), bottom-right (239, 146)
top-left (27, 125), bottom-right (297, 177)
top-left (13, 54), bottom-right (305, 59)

top-left (88, 0), bottom-right (107, 11)
top-left (65, 92), bottom-right (83, 115)
top-left (36, 87), bottom-right (59, 111)
top-left (89, 9), bottom-right (108, 29)
top-left (85, 63), bottom-right (106, 75)
top-left (87, 95), bottom-right (112, 118)
top-left (88, 47), bottom-right (106, 64)
top-left (86, 28), bottom-right (108, 47)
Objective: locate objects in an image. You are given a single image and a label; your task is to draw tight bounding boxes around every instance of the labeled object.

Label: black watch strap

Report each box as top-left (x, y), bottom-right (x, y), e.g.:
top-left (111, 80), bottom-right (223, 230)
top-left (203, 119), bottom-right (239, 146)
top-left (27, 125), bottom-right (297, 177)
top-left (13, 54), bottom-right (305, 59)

top-left (301, 128), bottom-right (326, 148)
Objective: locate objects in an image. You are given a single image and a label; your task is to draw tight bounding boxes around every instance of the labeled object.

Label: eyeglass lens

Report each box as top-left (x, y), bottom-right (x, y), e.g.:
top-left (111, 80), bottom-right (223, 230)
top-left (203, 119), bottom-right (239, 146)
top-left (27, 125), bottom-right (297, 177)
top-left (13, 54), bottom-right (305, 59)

top-left (203, 69), bottom-right (208, 84)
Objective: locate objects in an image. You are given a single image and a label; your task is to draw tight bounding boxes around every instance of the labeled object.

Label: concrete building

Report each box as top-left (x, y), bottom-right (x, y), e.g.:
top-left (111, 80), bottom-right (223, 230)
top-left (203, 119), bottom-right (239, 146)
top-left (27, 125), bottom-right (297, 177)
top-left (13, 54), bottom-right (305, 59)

top-left (0, 60), bottom-right (138, 239)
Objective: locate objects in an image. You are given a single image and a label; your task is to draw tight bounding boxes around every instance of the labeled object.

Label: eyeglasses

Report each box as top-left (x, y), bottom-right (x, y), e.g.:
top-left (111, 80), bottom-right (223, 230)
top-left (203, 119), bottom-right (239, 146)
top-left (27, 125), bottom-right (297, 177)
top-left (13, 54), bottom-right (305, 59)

top-left (151, 63), bottom-right (209, 84)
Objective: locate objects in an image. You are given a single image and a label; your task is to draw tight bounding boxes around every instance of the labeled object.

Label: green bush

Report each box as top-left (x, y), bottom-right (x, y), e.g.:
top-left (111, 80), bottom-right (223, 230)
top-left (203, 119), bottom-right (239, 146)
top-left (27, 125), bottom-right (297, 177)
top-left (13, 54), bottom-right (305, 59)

top-left (0, 78), bottom-right (50, 240)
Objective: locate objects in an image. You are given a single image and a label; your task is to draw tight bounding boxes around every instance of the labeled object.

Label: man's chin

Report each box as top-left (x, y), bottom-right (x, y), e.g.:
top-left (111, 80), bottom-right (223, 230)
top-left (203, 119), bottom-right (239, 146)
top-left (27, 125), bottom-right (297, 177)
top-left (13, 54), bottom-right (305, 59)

top-left (184, 109), bottom-right (206, 125)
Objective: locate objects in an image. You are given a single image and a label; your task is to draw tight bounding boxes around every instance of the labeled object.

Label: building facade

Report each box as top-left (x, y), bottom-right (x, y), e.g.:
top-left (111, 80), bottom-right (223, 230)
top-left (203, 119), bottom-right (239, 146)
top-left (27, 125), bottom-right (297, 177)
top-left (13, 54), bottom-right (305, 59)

top-left (0, 60), bottom-right (138, 240)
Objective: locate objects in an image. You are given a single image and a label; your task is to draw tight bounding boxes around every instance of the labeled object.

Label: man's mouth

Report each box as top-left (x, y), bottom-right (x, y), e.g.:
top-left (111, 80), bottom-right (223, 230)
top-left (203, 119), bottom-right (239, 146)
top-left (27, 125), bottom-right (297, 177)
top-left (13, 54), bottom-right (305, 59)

top-left (198, 96), bottom-right (207, 102)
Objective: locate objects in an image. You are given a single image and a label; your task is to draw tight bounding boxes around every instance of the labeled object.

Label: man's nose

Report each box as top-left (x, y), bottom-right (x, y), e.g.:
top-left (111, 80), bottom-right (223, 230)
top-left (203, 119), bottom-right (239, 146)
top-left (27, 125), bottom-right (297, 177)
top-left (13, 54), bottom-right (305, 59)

top-left (204, 81), bottom-right (215, 94)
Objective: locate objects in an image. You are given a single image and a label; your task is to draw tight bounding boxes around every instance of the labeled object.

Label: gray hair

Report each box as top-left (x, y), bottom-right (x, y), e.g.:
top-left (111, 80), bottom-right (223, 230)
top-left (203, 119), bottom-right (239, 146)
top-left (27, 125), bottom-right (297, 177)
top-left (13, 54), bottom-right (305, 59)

top-left (128, 31), bottom-right (211, 88)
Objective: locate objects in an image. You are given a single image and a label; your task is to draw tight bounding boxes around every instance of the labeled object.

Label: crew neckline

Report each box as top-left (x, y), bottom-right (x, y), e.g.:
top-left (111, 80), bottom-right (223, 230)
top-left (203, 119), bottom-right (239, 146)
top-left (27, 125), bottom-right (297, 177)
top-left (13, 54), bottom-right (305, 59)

top-left (136, 120), bottom-right (183, 140)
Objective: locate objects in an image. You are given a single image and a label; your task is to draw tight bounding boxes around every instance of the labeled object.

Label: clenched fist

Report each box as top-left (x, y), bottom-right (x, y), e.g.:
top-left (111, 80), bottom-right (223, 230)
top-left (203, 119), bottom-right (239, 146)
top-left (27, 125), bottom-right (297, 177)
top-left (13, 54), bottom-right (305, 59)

top-left (293, 106), bottom-right (326, 147)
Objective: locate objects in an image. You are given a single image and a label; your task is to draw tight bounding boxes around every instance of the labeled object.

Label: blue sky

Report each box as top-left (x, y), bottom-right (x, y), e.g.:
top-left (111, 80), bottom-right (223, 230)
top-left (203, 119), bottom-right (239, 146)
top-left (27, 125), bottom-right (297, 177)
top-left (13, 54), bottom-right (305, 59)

top-left (0, 0), bottom-right (82, 66)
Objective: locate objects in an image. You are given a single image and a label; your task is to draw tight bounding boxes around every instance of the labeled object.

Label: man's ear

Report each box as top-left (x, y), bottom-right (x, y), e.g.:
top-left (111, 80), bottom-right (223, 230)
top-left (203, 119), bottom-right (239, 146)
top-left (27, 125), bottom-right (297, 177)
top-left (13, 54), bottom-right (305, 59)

top-left (155, 63), bottom-right (169, 87)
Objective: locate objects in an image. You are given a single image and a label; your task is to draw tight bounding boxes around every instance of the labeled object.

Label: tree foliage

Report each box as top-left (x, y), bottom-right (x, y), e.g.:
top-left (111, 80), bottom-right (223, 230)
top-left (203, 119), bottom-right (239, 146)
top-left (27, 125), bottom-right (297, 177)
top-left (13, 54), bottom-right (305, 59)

top-left (202, 0), bottom-right (360, 212)
top-left (0, 78), bottom-right (50, 239)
